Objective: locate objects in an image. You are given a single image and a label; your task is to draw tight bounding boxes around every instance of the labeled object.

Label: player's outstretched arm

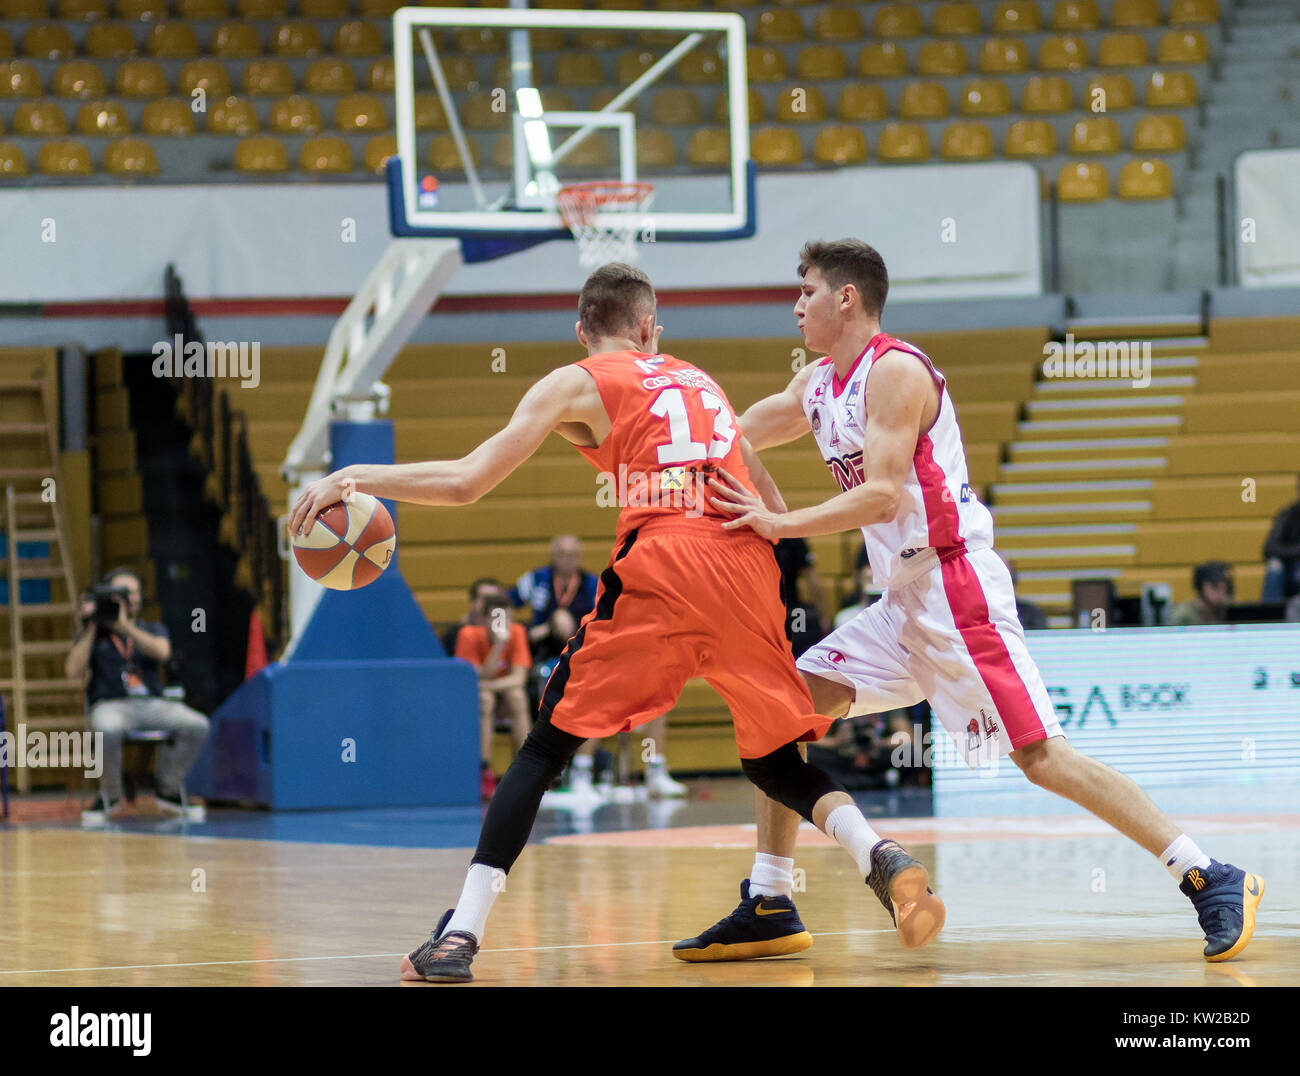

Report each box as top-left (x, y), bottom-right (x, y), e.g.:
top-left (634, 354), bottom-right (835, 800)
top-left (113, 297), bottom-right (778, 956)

top-left (736, 363), bottom-right (816, 451)
top-left (290, 366), bottom-right (594, 535)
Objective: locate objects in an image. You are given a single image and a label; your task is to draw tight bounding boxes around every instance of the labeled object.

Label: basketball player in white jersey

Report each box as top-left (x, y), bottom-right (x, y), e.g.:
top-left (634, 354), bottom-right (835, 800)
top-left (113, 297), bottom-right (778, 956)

top-left (672, 239), bottom-right (1263, 964)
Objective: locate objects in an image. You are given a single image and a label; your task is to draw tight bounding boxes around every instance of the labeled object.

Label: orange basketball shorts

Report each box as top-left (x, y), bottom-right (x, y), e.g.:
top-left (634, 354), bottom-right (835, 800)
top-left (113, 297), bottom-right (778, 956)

top-left (539, 522), bottom-right (831, 759)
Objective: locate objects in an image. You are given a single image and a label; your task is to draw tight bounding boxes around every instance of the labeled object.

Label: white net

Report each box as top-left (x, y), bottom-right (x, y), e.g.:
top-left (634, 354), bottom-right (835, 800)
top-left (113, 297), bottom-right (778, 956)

top-left (556, 182), bottom-right (655, 268)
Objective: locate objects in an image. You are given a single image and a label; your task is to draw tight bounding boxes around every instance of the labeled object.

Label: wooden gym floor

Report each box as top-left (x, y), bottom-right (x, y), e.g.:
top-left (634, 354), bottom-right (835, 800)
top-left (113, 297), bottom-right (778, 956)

top-left (1, 784), bottom-right (1296, 987)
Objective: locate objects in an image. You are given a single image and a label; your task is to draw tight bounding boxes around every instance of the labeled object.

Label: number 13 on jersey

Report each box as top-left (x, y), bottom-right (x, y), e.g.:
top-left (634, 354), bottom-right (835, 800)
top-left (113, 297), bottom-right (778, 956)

top-left (649, 388), bottom-right (737, 464)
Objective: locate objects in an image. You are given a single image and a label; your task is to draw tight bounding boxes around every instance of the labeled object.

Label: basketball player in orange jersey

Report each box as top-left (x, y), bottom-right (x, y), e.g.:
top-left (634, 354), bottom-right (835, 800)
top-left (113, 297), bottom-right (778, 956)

top-left (290, 263), bottom-right (946, 982)
top-left (674, 239), bottom-right (1264, 964)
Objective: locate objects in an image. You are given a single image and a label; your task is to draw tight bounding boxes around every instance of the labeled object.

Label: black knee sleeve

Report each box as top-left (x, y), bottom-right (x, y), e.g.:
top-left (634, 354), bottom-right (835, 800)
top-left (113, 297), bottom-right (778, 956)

top-left (470, 716), bottom-right (583, 873)
top-left (741, 742), bottom-right (844, 823)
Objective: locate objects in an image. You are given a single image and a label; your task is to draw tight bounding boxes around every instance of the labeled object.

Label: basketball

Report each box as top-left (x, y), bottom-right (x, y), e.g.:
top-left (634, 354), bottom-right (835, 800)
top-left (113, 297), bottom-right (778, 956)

top-left (291, 492), bottom-right (396, 591)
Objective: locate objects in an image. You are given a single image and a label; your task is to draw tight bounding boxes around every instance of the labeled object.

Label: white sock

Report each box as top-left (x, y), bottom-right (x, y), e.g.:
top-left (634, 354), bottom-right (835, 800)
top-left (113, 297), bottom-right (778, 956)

top-left (445, 863), bottom-right (505, 943)
top-left (749, 853), bottom-right (795, 899)
top-left (824, 804), bottom-right (884, 878)
top-left (1159, 834), bottom-right (1211, 881)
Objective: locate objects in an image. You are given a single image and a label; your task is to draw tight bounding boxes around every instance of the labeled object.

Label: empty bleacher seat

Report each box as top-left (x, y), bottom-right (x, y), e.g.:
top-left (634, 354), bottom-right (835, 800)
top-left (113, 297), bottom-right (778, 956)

top-left (918, 40), bottom-right (969, 76)
top-left (713, 87), bottom-right (764, 124)
top-left (877, 122), bottom-right (930, 161)
top-left (875, 5), bottom-right (924, 38)
top-left (1, 61), bottom-right (43, 96)
top-left (777, 85), bottom-right (828, 122)
top-left (1110, 0), bottom-right (1161, 28)
top-left (213, 23), bottom-right (261, 60)
top-left (270, 94), bottom-right (321, 133)
top-left (141, 97), bottom-right (196, 135)
top-left (1118, 158), bottom-right (1173, 198)
top-left (2, 0), bottom-right (47, 15)
top-left (960, 78), bottom-right (1012, 114)
top-left (838, 84), bottom-right (889, 121)
top-left (412, 92), bottom-right (446, 130)
top-left (652, 87), bottom-right (702, 126)
top-left (1168, 0), bottom-right (1219, 25)
top-left (635, 128), bottom-right (675, 167)
top-left (303, 59), bottom-right (354, 94)
top-left (1057, 160), bottom-right (1109, 200)
top-left (942, 120), bottom-right (994, 158)
top-left (105, 136), bottom-right (159, 174)
top-left (300, 135), bottom-right (352, 173)
top-left (58, 0), bottom-right (108, 18)
top-left (1051, 0), bottom-right (1100, 30)
top-left (38, 139), bottom-right (93, 174)
top-left (24, 25), bottom-right (77, 60)
top-left (1005, 118), bottom-right (1058, 156)
top-left (367, 58), bottom-right (394, 92)
top-left (335, 21), bottom-right (383, 57)
top-left (428, 133), bottom-right (479, 172)
top-left (900, 80), bottom-right (951, 119)
top-left (1157, 30), bottom-right (1209, 64)
top-left (364, 132), bottom-right (396, 173)
top-left (237, 0), bottom-right (284, 16)
top-left (747, 46), bottom-right (787, 82)
top-left (757, 9), bottom-right (804, 44)
top-left (859, 42), bottom-right (908, 77)
top-left (117, 0), bottom-right (168, 16)
top-left (85, 24), bottom-right (139, 59)
top-left (1146, 69), bottom-right (1198, 106)
top-left (677, 51), bottom-right (722, 85)
top-left (272, 22), bottom-right (321, 59)
top-left (335, 92), bottom-right (388, 131)
top-left (814, 7), bottom-right (865, 42)
top-left (1085, 73), bottom-right (1136, 110)
top-left (796, 44), bottom-right (847, 80)
top-left (208, 94), bottom-right (257, 133)
top-left (752, 126), bottom-right (803, 166)
top-left (455, 29), bottom-right (505, 56)
top-left (1098, 32), bottom-right (1149, 67)
top-left (15, 100), bottom-right (68, 134)
top-left (56, 61), bottom-right (110, 98)
top-left (359, 0), bottom-right (400, 15)
top-left (993, 1), bottom-right (1042, 33)
top-left (234, 134), bottom-right (286, 172)
top-left (814, 124), bottom-right (868, 164)
top-left (0, 141), bottom-right (28, 174)
top-left (1039, 34), bottom-right (1088, 70)
top-left (979, 38), bottom-right (1029, 72)
top-left (1022, 75), bottom-right (1073, 112)
top-left (557, 54), bottom-right (604, 87)
top-left (463, 93), bottom-right (508, 129)
top-left (687, 127), bottom-right (729, 165)
top-left (178, 0), bottom-right (228, 16)
top-left (179, 59), bottom-right (229, 97)
top-left (76, 100), bottom-right (130, 134)
top-left (242, 59), bottom-right (293, 96)
top-left (148, 23), bottom-right (200, 59)
top-left (1069, 116), bottom-right (1122, 153)
top-left (301, 0), bottom-right (348, 15)
top-left (1131, 112), bottom-right (1186, 152)
top-left (435, 55), bottom-right (477, 92)
top-left (933, 2), bottom-right (982, 34)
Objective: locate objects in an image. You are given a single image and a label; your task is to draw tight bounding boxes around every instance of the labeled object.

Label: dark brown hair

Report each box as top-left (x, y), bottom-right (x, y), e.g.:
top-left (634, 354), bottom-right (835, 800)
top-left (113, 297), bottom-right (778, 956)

top-left (577, 263), bottom-right (656, 341)
top-left (798, 239), bottom-right (889, 318)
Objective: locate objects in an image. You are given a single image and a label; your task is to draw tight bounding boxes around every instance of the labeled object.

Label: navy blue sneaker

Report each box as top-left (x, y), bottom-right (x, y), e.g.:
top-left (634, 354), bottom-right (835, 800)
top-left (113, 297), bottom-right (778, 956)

top-left (867, 840), bottom-right (946, 950)
top-left (672, 880), bottom-right (812, 962)
top-left (401, 909), bottom-right (480, 983)
top-left (1180, 860), bottom-right (1264, 962)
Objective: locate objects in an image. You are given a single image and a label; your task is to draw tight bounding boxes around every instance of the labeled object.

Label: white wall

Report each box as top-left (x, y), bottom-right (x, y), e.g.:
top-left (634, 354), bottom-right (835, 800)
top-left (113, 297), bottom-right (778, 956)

top-left (1236, 149), bottom-right (1300, 288)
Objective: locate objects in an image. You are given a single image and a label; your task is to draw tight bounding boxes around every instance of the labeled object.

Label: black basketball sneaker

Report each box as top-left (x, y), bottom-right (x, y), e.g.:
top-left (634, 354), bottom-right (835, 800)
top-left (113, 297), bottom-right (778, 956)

top-left (672, 880), bottom-right (813, 962)
top-left (1180, 860), bottom-right (1264, 962)
top-left (401, 909), bottom-right (480, 983)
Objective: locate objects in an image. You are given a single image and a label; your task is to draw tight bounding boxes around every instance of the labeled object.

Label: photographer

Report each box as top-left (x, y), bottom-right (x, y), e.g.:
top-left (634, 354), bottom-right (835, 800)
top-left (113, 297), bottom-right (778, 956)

top-left (65, 567), bottom-right (209, 815)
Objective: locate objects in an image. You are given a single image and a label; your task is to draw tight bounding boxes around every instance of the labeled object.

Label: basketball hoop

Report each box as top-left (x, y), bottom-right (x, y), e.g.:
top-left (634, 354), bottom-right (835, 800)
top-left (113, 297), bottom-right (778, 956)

top-left (556, 181), bottom-right (654, 269)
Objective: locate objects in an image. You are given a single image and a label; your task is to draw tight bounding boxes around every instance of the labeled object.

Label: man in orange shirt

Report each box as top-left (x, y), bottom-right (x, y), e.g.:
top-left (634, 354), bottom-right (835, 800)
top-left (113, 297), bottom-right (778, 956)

top-left (454, 594), bottom-right (531, 796)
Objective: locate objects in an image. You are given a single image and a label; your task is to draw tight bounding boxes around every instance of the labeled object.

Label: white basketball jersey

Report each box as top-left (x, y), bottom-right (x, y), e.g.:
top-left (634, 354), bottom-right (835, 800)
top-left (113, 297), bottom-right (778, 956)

top-left (801, 332), bottom-right (994, 588)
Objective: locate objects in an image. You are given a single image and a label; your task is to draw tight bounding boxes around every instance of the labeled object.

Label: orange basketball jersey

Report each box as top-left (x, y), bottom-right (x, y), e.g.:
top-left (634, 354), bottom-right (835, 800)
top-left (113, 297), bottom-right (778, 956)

top-left (574, 350), bottom-right (759, 540)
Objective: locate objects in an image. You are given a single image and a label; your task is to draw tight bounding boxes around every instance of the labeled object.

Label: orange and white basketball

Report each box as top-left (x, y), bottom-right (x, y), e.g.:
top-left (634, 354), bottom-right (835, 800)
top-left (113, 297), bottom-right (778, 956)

top-left (292, 493), bottom-right (396, 590)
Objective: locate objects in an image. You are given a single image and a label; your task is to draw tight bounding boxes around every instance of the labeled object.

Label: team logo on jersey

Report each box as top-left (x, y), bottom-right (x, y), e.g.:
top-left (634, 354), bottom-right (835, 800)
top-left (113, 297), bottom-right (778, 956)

top-left (642, 375), bottom-right (673, 390)
top-left (828, 421), bottom-right (840, 448)
top-left (980, 708), bottom-right (1000, 739)
top-left (960, 483), bottom-right (973, 503)
top-left (966, 718), bottom-right (981, 752)
top-left (660, 466), bottom-right (686, 492)
top-left (827, 451), bottom-right (865, 492)
top-left (672, 368), bottom-right (713, 390)
top-left (823, 650), bottom-right (847, 665)
top-left (811, 407), bottom-right (822, 435)
top-left (635, 356), bottom-right (666, 374)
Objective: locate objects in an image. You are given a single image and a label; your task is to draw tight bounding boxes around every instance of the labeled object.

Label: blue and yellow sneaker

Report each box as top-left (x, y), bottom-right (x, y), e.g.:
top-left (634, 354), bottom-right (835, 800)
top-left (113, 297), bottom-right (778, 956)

top-left (672, 880), bottom-right (813, 962)
top-left (1180, 861), bottom-right (1264, 962)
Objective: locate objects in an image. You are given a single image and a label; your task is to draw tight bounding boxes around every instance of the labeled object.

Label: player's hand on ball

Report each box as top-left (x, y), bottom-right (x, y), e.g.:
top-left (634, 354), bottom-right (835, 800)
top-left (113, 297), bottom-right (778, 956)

top-left (709, 468), bottom-right (784, 541)
top-left (290, 467), bottom-right (357, 537)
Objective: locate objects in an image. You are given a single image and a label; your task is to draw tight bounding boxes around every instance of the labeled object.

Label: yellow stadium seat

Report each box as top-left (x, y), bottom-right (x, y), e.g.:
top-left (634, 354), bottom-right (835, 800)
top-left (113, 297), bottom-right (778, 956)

top-left (1039, 34), bottom-right (1088, 70)
top-left (24, 25), bottom-right (76, 60)
top-left (859, 42), bottom-right (908, 77)
top-left (208, 95), bottom-right (257, 133)
top-left (796, 44), bottom-right (847, 81)
top-left (359, 0), bottom-right (400, 15)
top-left (148, 24), bottom-right (200, 59)
top-left (177, 0), bottom-right (227, 16)
top-left (272, 22), bottom-right (321, 59)
top-left (678, 51), bottom-right (723, 85)
top-left (455, 29), bottom-right (505, 55)
top-left (687, 127), bottom-right (730, 166)
top-left (234, 135), bottom-right (286, 172)
top-left (1147, 69), bottom-right (1198, 106)
top-left (529, 29), bottom-right (566, 52)
top-left (556, 54), bottom-right (604, 88)
top-left (117, 0), bottom-right (168, 16)
top-left (714, 87), bottom-right (764, 124)
top-left (1158, 30), bottom-right (1210, 64)
top-left (1, 61), bottom-right (42, 96)
top-left (942, 120), bottom-right (993, 159)
top-left (141, 97), bottom-right (196, 135)
top-left (303, 59), bottom-right (354, 95)
top-left (301, 0), bottom-right (348, 15)
top-left (751, 126), bottom-right (802, 166)
top-left (85, 24), bottom-right (138, 59)
top-left (636, 129), bottom-right (675, 168)
top-left (878, 122), bottom-right (930, 162)
top-left (336, 92), bottom-right (387, 131)
top-left (1005, 118), bottom-right (1058, 156)
top-left (616, 50), bottom-right (654, 83)
top-left (575, 29), bottom-right (624, 51)
top-left (364, 132), bottom-right (396, 174)
top-left (300, 135), bottom-right (352, 174)
top-left (960, 78), bottom-right (1012, 114)
top-left (412, 92), bottom-right (446, 131)
top-left (428, 133), bottom-right (478, 172)
top-left (463, 93), bottom-right (508, 129)
top-left (1057, 161), bottom-right (1109, 200)
top-left (933, 3), bottom-right (982, 34)
top-left (1098, 33), bottom-right (1149, 67)
top-left (0, 29), bottom-right (11, 59)
top-left (76, 100), bottom-right (130, 135)
top-left (0, 141), bottom-right (28, 175)
top-left (918, 40), bottom-right (969, 76)
top-left (814, 124), bottom-right (867, 165)
top-left (1051, 0), bottom-right (1100, 30)
top-left (213, 23), bottom-right (262, 59)
top-left (180, 60), bottom-right (230, 98)
top-left (815, 8), bottom-right (865, 42)
top-left (58, 0), bottom-right (108, 17)
top-left (1022, 75), bottom-right (1073, 112)
top-left (652, 88), bottom-right (702, 126)
top-left (900, 80), bottom-right (950, 119)
top-left (1084, 73), bottom-right (1135, 111)
top-left (238, 0), bottom-right (284, 16)
top-left (56, 61), bottom-right (110, 98)
top-left (269, 94), bottom-right (321, 133)
top-left (979, 38), bottom-right (1028, 72)
top-left (1110, 0), bottom-right (1160, 28)
top-left (367, 58), bottom-right (394, 92)
top-left (993, 1), bottom-right (1042, 33)
top-left (565, 131), bottom-right (612, 168)
top-left (1119, 158), bottom-right (1173, 199)
top-left (105, 137), bottom-right (159, 174)
top-left (243, 60), bottom-right (293, 96)
top-left (2, 0), bottom-right (46, 17)
top-left (777, 85), bottom-right (827, 123)
top-left (1069, 116), bottom-right (1122, 153)
top-left (747, 46), bottom-right (787, 82)
top-left (15, 100), bottom-right (68, 134)
top-left (1169, 0), bottom-right (1219, 25)
top-left (1132, 112), bottom-right (1186, 152)
top-left (875, 5), bottom-right (924, 38)
top-left (757, 9), bottom-right (804, 44)
top-left (838, 83), bottom-right (889, 121)
top-left (39, 139), bottom-right (93, 174)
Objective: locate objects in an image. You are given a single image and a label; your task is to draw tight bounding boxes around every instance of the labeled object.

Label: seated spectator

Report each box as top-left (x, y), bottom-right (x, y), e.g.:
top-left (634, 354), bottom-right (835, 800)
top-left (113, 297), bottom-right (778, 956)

top-left (1004, 558), bottom-right (1047, 631)
top-left (834, 546), bottom-right (883, 629)
top-left (1171, 561), bottom-right (1234, 626)
top-left (65, 567), bottom-right (209, 816)
top-left (1262, 473), bottom-right (1300, 601)
top-left (774, 537), bottom-right (828, 657)
top-left (455, 594), bottom-right (531, 799)
top-left (440, 577), bottom-right (504, 657)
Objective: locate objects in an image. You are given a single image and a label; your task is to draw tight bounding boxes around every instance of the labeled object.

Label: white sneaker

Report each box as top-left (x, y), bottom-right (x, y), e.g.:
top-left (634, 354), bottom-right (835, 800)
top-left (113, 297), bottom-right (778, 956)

top-left (645, 764), bottom-right (688, 799)
top-left (81, 794), bottom-right (122, 827)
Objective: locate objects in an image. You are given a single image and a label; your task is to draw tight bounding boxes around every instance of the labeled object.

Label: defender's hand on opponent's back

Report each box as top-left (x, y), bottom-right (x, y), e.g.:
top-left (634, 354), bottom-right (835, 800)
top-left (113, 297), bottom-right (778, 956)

top-left (290, 467), bottom-right (357, 537)
top-left (710, 468), bottom-right (784, 541)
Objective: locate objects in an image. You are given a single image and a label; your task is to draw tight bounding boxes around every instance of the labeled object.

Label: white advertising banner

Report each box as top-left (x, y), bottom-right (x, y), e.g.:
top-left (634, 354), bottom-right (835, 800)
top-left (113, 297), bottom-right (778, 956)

top-left (1236, 149), bottom-right (1300, 288)
top-left (932, 624), bottom-right (1300, 816)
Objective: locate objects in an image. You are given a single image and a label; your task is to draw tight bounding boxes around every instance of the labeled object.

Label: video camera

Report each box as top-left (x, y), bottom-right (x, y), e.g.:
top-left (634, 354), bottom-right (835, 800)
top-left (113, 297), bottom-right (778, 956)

top-left (84, 583), bottom-right (131, 630)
